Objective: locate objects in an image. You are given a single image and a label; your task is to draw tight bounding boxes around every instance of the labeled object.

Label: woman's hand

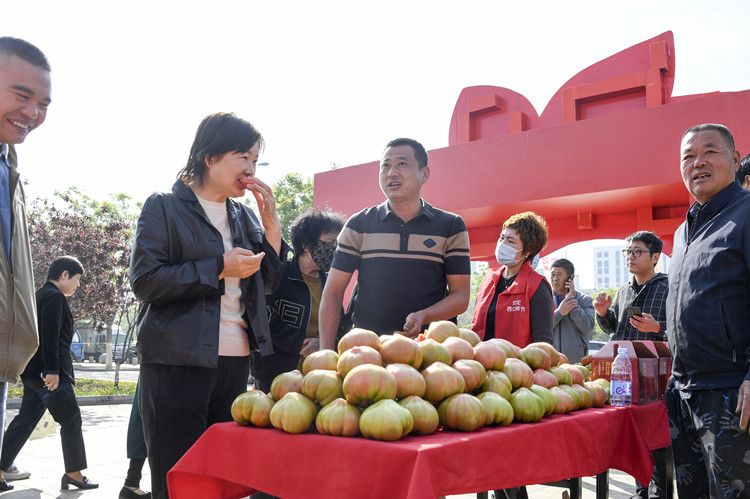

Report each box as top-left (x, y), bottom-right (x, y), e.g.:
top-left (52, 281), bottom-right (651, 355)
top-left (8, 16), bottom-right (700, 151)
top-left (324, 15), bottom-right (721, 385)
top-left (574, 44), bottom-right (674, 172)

top-left (244, 177), bottom-right (282, 254)
top-left (220, 248), bottom-right (265, 279)
top-left (245, 178), bottom-right (280, 231)
top-left (43, 374), bottom-right (59, 391)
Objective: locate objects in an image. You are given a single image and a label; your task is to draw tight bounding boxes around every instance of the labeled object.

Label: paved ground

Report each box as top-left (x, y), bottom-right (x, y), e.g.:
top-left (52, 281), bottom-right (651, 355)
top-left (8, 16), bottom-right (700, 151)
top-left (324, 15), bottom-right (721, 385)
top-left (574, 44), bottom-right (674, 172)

top-left (1, 363), bottom-right (649, 498)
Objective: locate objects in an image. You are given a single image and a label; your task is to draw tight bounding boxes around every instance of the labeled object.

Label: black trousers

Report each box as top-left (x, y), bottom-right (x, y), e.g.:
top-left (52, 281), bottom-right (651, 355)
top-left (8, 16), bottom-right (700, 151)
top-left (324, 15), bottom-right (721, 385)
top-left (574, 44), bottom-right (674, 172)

top-left (634, 447), bottom-right (669, 498)
top-left (125, 379), bottom-right (147, 488)
top-left (0, 378), bottom-right (86, 473)
top-left (665, 385), bottom-right (750, 499)
top-left (140, 356), bottom-right (249, 499)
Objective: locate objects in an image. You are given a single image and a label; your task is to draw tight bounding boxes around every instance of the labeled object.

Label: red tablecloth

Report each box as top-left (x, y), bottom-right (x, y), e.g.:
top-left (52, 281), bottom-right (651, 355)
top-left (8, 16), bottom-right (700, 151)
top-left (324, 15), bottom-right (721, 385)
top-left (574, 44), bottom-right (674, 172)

top-left (168, 402), bottom-right (669, 499)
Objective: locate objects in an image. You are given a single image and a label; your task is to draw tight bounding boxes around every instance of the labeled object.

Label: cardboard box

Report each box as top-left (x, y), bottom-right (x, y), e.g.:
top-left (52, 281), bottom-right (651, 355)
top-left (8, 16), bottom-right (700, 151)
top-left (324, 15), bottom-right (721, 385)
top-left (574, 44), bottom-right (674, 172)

top-left (638, 341), bottom-right (671, 400)
top-left (591, 340), bottom-right (659, 405)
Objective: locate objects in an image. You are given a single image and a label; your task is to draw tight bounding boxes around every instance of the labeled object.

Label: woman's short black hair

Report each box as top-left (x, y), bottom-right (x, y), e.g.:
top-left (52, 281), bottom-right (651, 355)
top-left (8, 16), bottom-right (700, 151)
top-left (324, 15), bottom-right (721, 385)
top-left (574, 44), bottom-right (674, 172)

top-left (47, 255), bottom-right (84, 281)
top-left (290, 208), bottom-right (345, 254)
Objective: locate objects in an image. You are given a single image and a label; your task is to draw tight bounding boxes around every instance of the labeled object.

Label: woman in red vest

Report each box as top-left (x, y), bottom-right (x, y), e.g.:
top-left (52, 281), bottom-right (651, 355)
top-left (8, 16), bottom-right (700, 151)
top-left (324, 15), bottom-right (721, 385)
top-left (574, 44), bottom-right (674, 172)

top-left (471, 212), bottom-right (553, 347)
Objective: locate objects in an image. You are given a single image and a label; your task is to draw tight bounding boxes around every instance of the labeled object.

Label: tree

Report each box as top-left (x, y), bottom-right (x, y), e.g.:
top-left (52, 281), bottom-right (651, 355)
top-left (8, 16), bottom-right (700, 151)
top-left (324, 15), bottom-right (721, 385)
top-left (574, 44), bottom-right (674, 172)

top-left (458, 262), bottom-right (489, 328)
top-left (27, 189), bottom-right (138, 367)
top-left (111, 297), bottom-right (138, 386)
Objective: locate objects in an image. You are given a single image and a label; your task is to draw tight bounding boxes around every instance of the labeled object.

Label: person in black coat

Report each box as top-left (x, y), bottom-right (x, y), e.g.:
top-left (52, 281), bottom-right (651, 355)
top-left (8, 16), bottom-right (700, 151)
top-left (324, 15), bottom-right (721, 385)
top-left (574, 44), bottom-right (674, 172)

top-left (0, 256), bottom-right (98, 491)
top-left (130, 112), bottom-right (289, 499)
top-left (251, 208), bottom-right (349, 392)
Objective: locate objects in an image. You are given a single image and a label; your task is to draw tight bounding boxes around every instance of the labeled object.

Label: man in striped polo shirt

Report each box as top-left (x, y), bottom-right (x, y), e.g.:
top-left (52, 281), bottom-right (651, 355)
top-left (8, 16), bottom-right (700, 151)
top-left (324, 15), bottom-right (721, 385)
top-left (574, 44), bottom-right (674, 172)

top-left (319, 138), bottom-right (471, 350)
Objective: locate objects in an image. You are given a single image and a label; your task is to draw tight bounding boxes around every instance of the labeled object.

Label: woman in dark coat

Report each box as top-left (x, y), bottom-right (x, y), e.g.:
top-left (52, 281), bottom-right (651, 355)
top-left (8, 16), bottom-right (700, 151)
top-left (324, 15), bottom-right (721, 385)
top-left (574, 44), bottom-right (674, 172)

top-left (130, 112), bottom-right (289, 499)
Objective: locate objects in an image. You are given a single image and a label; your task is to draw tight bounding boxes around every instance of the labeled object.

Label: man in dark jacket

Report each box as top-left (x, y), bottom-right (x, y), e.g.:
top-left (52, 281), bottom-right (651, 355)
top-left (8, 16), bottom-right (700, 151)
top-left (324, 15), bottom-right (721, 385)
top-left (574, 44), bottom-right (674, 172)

top-left (0, 256), bottom-right (98, 490)
top-left (594, 231), bottom-right (668, 342)
top-left (667, 123), bottom-right (750, 498)
top-left (593, 231), bottom-right (668, 499)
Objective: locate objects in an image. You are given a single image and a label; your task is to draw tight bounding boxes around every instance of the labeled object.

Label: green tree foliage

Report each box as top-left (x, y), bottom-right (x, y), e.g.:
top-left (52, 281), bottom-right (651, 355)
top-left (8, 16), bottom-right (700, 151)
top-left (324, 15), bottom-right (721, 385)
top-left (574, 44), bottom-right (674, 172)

top-left (458, 262), bottom-right (489, 328)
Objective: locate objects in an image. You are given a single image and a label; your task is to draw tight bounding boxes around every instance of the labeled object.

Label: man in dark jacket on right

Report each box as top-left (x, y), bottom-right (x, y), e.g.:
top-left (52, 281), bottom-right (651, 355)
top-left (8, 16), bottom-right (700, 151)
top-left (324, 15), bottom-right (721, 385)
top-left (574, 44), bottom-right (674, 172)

top-left (593, 230), bottom-right (668, 499)
top-left (667, 123), bottom-right (750, 498)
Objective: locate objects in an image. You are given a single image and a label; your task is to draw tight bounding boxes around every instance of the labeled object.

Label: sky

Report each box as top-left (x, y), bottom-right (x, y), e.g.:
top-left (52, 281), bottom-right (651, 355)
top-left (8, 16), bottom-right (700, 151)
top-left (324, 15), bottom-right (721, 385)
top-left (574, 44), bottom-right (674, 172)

top-left (6, 0), bottom-right (749, 205)
top-left (5, 1), bottom-right (750, 286)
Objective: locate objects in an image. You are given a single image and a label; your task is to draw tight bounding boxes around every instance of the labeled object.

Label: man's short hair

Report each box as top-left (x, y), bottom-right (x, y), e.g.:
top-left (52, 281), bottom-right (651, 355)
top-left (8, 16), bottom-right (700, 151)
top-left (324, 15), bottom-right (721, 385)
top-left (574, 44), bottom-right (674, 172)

top-left (682, 123), bottom-right (735, 151)
top-left (626, 231), bottom-right (663, 255)
top-left (0, 37), bottom-right (50, 71)
top-left (179, 112), bottom-right (264, 185)
top-left (736, 153), bottom-right (750, 183)
top-left (290, 208), bottom-right (345, 255)
top-left (502, 211), bottom-right (548, 262)
top-left (385, 138), bottom-right (428, 169)
top-left (551, 258), bottom-right (574, 277)
top-left (47, 256), bottom-right (84, 281)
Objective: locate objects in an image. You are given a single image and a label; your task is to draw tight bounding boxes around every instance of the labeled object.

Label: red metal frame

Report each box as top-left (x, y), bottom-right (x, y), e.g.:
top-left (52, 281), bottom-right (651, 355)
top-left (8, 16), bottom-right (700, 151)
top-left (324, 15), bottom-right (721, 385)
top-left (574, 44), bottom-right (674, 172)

top-left (314, 31), bottom-right (750, 260)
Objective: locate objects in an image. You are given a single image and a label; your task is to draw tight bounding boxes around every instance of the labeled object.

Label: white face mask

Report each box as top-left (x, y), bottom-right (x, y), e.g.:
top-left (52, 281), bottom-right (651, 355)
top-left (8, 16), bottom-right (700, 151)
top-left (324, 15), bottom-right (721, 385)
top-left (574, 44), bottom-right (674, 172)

top-left (495, 239), bottom-right (524, 267)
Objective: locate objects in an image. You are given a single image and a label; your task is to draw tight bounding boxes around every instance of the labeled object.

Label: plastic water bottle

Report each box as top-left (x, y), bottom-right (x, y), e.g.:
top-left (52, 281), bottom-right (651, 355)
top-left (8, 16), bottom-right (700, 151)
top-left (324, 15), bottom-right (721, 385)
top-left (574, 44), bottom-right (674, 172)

top-left (610, 347), bottom-right (632, 406)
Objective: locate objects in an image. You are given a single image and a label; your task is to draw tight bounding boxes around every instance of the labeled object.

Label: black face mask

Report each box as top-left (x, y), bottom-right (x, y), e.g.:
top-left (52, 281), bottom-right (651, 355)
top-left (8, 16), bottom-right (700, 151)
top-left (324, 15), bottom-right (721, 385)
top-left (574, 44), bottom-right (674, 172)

top-left (310, 240), bottom-right (336, 273)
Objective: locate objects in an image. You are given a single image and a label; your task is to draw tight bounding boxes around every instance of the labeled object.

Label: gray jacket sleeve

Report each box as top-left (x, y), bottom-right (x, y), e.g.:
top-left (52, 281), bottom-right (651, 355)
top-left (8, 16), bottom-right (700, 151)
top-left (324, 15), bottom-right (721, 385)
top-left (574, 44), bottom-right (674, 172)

top-left (567, 292), bottom-right (596, 339)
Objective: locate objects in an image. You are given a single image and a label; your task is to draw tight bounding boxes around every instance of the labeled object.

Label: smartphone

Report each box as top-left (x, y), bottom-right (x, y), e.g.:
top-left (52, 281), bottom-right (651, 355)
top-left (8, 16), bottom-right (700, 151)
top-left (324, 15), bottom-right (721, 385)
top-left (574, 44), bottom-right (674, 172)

top-left (565, 275), bottom-right (575, 290)
top-left (626, 306), bottom-right (643, 318)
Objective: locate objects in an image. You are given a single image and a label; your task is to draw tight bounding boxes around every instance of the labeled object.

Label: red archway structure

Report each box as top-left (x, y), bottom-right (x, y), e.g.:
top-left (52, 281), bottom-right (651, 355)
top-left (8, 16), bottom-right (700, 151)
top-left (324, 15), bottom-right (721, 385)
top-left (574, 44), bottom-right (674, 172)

top-left (313, 32), bottom-right (750, 261)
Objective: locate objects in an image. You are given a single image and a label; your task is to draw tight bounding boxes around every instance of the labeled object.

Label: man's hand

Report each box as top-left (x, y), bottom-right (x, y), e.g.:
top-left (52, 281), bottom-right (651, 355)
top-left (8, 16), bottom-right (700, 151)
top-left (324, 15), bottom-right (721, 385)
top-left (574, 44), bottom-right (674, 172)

top-left (300, 338), bottom-right (319, 358)
top-left (593, 292), bottom-right (612, 317)
top-left (558, 297), bottom-right (579, 316)
top-left (43, 373), bottom-right (59, 391)
top-left (564, 278), bottom-right (576, 299)
top-left (220, 248), bottom-right (265, 279)
top-left (737, 379), bottom-right (750, 433)
top-left (630, 312), bottom-right (660, 333)
top-left (402, 311), bottom-right (427, 338)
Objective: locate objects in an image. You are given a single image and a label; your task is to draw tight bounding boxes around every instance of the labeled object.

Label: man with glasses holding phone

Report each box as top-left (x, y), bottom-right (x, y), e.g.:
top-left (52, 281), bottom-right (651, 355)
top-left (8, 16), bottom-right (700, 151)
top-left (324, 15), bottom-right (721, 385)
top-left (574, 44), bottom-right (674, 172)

top-left (593, 230), bottom-right (668, 499)
top-left (593, 231), bottom-right (668, 342)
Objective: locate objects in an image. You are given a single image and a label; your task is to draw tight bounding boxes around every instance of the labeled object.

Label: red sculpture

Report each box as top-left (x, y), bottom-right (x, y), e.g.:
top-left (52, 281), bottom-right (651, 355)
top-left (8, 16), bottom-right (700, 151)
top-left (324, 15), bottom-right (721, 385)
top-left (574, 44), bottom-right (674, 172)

top-left (314, 31), bottom-right (750, 260)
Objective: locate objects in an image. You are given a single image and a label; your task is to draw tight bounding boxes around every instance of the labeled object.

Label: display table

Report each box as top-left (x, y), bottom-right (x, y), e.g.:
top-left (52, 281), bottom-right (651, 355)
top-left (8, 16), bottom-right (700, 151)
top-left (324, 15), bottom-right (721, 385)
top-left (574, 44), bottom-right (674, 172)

top-left (168, 402), bottom-right (670, 499)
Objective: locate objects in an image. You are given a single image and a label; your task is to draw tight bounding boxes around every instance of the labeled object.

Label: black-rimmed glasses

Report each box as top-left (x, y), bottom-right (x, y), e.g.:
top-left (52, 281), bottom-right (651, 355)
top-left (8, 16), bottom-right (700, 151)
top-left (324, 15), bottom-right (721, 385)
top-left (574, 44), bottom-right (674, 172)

top-left (621, 249), bottom-right (647, 258)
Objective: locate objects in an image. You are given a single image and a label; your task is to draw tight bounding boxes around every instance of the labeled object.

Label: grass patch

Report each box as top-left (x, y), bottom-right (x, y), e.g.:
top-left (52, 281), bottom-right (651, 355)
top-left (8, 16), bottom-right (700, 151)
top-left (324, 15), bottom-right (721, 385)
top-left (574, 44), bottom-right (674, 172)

top-left (8, 378), bottom-right (137, 398)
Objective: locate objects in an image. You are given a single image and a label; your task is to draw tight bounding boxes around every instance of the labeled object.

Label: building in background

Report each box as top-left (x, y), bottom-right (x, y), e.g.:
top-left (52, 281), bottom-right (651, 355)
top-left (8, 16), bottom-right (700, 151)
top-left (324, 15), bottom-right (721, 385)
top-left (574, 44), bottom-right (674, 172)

top-left (593, 244), bottom-right (628, 289)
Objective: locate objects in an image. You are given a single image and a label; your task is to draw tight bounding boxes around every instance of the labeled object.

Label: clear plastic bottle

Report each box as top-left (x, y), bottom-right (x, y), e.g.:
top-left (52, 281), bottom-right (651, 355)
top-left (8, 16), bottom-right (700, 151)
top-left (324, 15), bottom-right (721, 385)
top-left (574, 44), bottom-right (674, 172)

top-left (610, 347), bottom-right (632, 406)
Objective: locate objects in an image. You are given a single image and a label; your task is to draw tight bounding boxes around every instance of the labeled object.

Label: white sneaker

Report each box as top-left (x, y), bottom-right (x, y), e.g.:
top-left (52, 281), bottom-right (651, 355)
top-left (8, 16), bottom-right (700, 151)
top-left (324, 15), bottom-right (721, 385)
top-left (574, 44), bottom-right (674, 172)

top-left (2, 464), bottom-right (30, 481)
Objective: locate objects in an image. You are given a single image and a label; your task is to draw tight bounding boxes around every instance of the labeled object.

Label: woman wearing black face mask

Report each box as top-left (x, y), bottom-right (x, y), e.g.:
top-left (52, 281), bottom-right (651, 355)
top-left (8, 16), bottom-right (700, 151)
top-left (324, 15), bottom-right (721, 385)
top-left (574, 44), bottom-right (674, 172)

top-left (250, 208), bottom-right (350, 392)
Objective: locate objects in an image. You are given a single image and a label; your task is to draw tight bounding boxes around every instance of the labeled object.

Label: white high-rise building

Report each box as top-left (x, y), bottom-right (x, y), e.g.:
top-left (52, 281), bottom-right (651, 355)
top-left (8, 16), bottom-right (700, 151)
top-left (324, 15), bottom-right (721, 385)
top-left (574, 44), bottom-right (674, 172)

top-left (593, 244), bottom-right (628, 289)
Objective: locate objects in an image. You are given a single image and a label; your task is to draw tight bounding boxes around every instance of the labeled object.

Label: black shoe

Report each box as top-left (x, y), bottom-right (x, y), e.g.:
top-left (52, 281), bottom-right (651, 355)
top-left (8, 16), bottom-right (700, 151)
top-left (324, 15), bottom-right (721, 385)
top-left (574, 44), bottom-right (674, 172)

top-left (119, 485), bottom-right (152, 498)
top-left (0, 479), bottom-right (13, 492)
top-left (61, 473), bottom-right (99, 490)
